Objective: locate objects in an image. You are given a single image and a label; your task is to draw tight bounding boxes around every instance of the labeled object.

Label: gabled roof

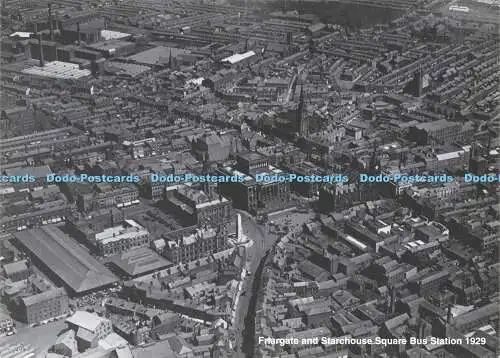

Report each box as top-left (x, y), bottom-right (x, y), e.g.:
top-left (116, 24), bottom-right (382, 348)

top-left (168, 337), bottom-right (192, 355)
top-left (15, 226), bottom-right (117, 293)
top-left (66, 311), bottom-right (108, 333)
top-left (110, 247), bottom-right (171, 277)
top-left (54, 329), bottom-right (78, 354)
top-left (76, 327), bottom-right (97, 342)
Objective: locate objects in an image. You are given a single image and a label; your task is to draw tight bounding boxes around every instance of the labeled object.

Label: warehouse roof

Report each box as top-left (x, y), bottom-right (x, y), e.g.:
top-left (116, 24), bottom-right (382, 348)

top-left (109, 247), bottom-right (172, 277)
top-left (15, 226), bottom-right (117, 294)
top-left (221, 51), bottom-right (256, 65)
top-left (22, 61), bottom-right (91, 79)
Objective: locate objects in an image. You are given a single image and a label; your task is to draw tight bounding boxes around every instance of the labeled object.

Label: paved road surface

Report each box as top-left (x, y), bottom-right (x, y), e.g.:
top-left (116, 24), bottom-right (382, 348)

top-left (232, 211), bottom-right (270, 357)
top-left (1, 320), bottom-right (67, 355)
top-left (232, 210), bottom-right (314, 357)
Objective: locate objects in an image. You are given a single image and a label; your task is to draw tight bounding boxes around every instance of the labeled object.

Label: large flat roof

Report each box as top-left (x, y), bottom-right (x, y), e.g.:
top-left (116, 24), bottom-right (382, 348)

top-left (415, 119), bottom-right (458, 131)
top-left (127, 46), bottom-right (188, 65)
top-left (15, 226), bottom-right (117, 294)
top-left (22, 61), bottom-right (91, 79)
top-left (87, 39), bottom-right (133, 52)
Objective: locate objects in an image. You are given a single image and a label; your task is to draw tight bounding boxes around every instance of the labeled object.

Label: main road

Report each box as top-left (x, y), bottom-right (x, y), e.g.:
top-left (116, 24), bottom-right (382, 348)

top-left (231, 210), bottom-right (270, 357)
top-left (231, 209), bottom-right (314, 357)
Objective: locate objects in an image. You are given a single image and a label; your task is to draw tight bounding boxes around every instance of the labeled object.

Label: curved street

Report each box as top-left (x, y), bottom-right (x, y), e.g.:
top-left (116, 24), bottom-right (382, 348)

top-left (231, 209), bottom-right (314, 357)
top-left (232, 211), bottom-right (270, 357)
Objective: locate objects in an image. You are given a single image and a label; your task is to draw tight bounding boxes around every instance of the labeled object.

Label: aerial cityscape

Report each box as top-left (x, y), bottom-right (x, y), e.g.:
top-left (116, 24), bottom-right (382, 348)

top-left (0, 0), bottom-right (498, 357)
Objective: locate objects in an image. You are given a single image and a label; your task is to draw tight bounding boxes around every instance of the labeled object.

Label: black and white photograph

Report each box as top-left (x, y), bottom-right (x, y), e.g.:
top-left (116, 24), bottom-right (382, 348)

top-left (0, 0), bottom-right (498, 357)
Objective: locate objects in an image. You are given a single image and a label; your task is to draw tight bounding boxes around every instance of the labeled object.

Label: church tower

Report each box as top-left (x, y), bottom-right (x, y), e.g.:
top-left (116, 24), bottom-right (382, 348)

top-left (368, 141), bottom-right (380, 175)
top-left (297, 85), bottom-right (309, 137)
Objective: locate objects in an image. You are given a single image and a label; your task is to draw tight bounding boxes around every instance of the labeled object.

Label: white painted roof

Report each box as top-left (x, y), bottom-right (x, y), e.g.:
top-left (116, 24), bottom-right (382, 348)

top-left (436, 151), bottom-right (462, 161)
top-left (222, 51), bottom-right (256, 65)
top-left (344, 235), bottom-right (367, 250)
top-left (22, 61), bottom-right (91, 79)
top-left (101, 29), bottom-right (131, 40)
top-left (95, 221), bottom-right (148, 245)
top-left (449, 5), bottom-right (470, 12)
top-left (10, 32), bottom-right (32, 38)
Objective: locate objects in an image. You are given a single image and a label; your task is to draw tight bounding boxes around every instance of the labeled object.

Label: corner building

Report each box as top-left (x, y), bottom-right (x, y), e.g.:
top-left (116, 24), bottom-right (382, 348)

top-left (217, 152), bottom-right (291, 215)
top-left (163, 226), bottom-right (228, 264)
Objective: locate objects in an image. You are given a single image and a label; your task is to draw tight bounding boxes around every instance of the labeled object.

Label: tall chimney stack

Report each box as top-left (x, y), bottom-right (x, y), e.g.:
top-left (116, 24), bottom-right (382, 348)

top-left (38, 35), bottom-right (44, 67)
top-left (48, 3), bottom-right (53, 40)
top-left (446, 304), bottom-right (453, 324)
top-left (77, 22), bottom-right (81, 45)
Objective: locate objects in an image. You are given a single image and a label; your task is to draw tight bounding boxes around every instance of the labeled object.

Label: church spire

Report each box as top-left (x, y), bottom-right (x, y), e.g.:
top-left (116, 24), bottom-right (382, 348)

top-left (297, 85), bottom-right (308, 136)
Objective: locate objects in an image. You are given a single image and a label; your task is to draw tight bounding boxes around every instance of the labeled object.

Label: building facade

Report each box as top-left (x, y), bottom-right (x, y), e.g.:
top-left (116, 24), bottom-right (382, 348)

top-left (20, 288), bottom-right (69, 325)
top-left (409, 120), bottom-right (472, 145)
top-left (94, 220), bottom-right (149, 256)
top-left (165, 185), bottom-right (233, 227)
top-left (66, 311), bottom-right (113, 349)
top-left (319, 183), bottom-right (359, 213)
top-left (0, 305), bottom-right (14, 334)
top-left (217, 152), bottom-right (291, 214)
top-left (3, 260), bottom-right (29, 282)
top-left (163, 227), bottom-right (228, 264)
top-left (77, 185), bottom-right (139, 213)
